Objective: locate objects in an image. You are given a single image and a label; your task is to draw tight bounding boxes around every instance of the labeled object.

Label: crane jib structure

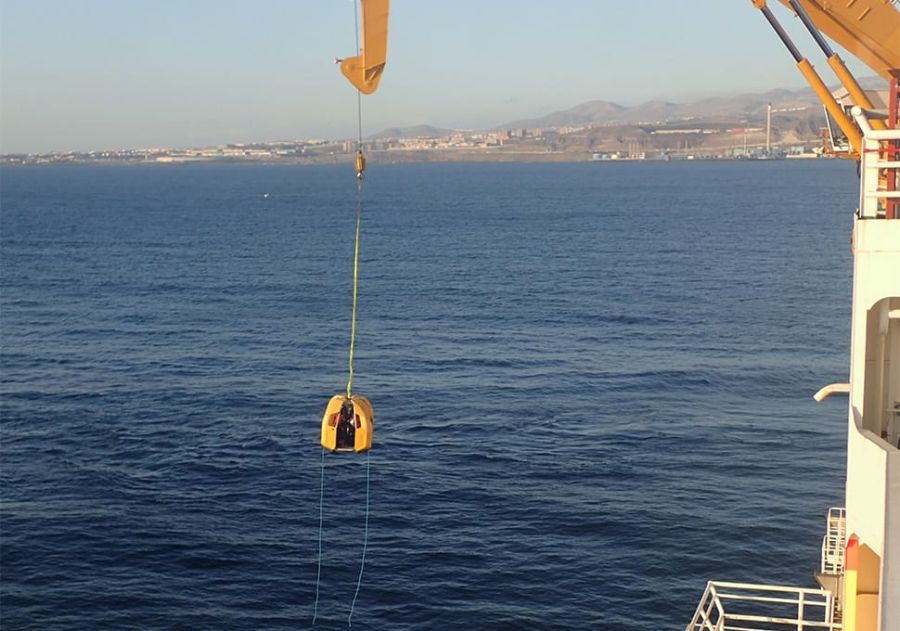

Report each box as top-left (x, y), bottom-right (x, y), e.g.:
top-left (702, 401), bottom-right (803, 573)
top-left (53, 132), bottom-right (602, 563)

top-left (774, 0), bottom-right (900, 82)
top-left (753, 0), bottom-right (900, 157)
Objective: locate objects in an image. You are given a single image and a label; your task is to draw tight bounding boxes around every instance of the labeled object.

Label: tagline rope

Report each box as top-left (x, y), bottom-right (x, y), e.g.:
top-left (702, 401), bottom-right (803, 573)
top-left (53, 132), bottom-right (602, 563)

top-left (312, 447), bottom-right (326, 625)
top-left (348, 449), bottom-right (371, 626)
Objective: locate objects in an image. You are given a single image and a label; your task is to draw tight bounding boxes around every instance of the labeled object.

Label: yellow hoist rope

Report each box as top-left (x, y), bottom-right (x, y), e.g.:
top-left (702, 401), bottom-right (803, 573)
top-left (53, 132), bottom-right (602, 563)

top-left (346, 174), bottom-right (363, 398)
top-left (345, 0), bottom-right (366, 401)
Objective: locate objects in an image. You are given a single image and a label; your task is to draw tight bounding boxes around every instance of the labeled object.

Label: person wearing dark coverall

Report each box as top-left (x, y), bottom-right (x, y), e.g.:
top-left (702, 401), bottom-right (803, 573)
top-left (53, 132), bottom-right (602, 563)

top-left (336, 400), bottom-right (356, 450)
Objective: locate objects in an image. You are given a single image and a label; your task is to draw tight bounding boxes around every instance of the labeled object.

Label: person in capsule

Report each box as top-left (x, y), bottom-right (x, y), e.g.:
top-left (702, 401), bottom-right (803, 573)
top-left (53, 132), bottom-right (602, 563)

top-left (336, 400), bottom-right (357, 450)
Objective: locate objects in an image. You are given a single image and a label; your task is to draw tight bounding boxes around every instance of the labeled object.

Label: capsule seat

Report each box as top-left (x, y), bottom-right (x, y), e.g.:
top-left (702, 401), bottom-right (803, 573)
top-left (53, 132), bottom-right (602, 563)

top-left (320, 394), bottom-right (374, 453)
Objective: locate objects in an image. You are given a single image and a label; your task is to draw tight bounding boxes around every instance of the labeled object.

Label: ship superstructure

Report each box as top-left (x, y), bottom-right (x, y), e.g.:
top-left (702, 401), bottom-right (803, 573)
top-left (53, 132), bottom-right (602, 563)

top-left (687, 2), bottom-right (900, 630)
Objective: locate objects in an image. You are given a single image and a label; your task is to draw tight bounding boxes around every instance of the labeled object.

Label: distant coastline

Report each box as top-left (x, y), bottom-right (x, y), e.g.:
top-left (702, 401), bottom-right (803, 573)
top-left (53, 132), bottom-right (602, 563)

top-left (4, 80), bottom-right (867, 165)
top-left (0, 152), bottom-right (830, 167)
top-left (0, 126), bottom-right (828, 166)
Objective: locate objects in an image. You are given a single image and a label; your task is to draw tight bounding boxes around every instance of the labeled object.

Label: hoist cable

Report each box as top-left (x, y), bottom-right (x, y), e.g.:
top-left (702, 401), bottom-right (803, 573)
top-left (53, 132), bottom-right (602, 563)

top-left (345, 188), bottom-right (362, 399)
top-left (345, 0), bottom-right (365, 399)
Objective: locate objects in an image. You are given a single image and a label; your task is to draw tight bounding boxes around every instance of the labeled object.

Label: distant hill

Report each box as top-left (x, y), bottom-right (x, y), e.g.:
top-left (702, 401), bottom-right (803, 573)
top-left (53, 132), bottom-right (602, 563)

top-left (496, 78), bottom-right (887, 130)
top-left (500, 99), bottom-right (627, 129)
top-left (499, 87), bottom-right (827, 129)
top-left (369, 124), bottom-right (453, 139)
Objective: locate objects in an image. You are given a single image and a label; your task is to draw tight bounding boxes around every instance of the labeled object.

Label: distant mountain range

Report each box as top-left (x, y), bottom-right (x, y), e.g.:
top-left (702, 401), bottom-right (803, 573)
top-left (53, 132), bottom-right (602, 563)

top-left (499, 88), bottom-right (821, 129)
top-left (371, 77), bottom-right (886, 138)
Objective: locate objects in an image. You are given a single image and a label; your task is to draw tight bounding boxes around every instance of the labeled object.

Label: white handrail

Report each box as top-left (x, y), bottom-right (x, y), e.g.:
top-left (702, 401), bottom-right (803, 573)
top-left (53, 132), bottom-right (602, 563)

top-left (851, 107), bottom-right (900, 140)
top-left (852, 108), bottom-right (900, 219)
top-left (686, 581), bottom-right (839, 631)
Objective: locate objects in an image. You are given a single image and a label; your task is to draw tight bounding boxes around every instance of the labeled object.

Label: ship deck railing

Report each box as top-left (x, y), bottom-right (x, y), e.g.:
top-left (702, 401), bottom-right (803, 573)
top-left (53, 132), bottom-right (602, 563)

top-left (852, 107), bottom-right (900, 220)
top-left (685, 581), bottom-right (840, 631)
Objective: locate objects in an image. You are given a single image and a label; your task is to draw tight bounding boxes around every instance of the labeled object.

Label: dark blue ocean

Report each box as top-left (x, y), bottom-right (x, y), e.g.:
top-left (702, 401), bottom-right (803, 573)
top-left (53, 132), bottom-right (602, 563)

top-left (1, 161), bottom-right (856, 629)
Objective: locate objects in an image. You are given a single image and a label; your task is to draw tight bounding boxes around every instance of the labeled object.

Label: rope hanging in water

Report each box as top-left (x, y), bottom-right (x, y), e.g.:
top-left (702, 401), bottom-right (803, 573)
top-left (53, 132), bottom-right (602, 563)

top-left (310, 448), bottom-right (372, 627)
top-left (348, 449), bottom-right (371, 627)
top-left (312, 447), bottom-right (326, 625)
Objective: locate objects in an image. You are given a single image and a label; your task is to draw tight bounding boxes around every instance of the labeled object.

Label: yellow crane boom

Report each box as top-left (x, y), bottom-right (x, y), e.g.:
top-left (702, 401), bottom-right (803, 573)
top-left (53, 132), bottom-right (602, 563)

top-left (775, 0), bottom-right (900, 81)
top-left (340, 0), bottom-right (389, 94)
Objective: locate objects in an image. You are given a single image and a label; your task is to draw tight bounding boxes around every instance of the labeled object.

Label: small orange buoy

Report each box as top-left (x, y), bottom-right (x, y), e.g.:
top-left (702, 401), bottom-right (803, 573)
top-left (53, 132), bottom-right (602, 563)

top-left (320, 394), bottom-right (374, 453)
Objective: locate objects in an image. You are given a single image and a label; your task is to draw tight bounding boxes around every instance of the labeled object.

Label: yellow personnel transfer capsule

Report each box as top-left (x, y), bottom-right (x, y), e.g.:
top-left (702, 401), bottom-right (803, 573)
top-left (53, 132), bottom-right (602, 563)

top-left (320, 394), bottom-right (374, 453)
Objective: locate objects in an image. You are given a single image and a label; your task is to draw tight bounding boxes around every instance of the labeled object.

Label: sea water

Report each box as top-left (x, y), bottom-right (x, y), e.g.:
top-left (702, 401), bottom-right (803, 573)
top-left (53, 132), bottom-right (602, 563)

top-left (1, 160), bottom-right (856, 629)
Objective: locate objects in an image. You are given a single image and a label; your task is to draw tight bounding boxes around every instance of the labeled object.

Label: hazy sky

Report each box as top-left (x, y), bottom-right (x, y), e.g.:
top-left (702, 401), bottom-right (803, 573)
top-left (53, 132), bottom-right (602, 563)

top-left (0, 0), bottom-right (872, 153)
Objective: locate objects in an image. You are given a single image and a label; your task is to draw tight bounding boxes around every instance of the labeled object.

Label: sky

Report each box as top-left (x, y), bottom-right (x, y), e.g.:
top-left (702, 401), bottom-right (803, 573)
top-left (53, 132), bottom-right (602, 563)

top-left (0, 0), bottom-right (874, 154)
